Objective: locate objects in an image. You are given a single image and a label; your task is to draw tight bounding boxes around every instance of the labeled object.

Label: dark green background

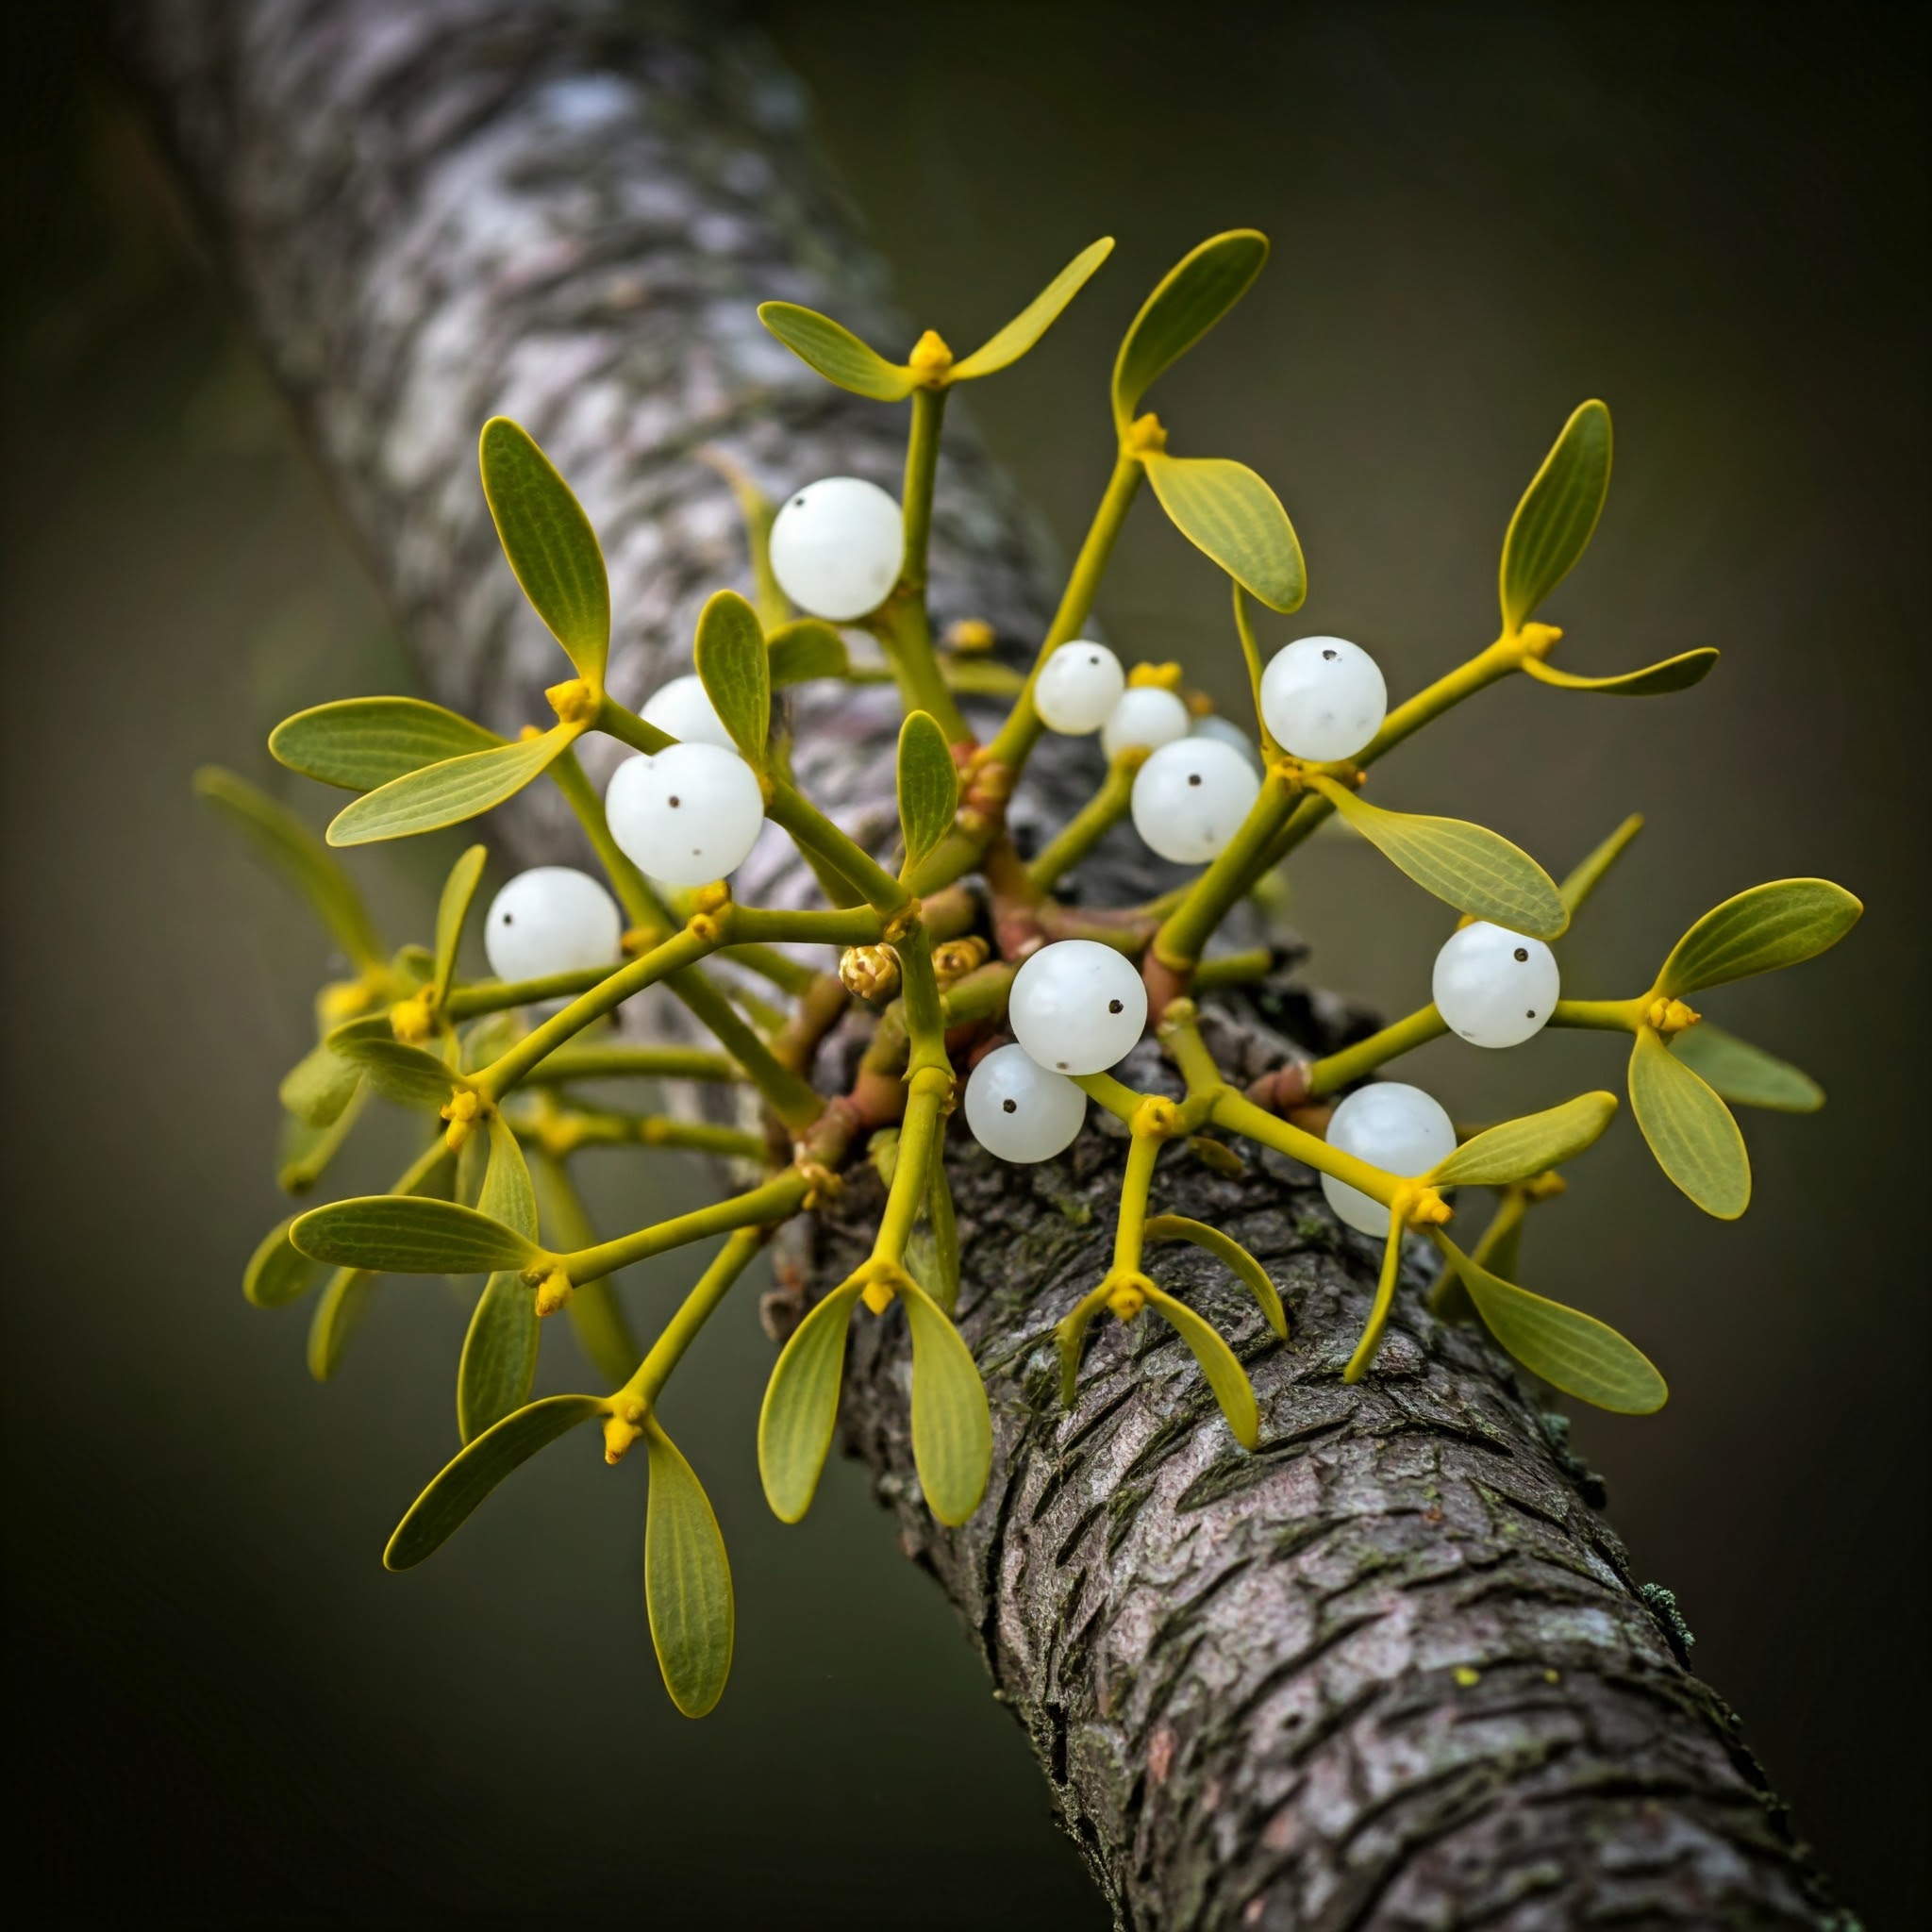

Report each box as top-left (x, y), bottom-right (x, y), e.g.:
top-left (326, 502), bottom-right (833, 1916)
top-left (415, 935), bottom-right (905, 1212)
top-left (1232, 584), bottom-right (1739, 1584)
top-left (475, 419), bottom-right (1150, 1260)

top-left (3, 4), bottom-right (1924, 1924)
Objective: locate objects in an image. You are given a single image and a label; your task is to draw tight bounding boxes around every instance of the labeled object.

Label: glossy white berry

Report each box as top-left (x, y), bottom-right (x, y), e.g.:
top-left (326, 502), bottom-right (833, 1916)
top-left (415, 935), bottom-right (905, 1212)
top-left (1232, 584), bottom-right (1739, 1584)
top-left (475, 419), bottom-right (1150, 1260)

top-left (605, 744), bottom-right (765, 888)
top-left (641, 674), bottom-right (735, 750)
top-left (1130, 737), bottom-right (1262, 864)
top-left (964, 1043), bottom-right (1088, 1162)
top-left (1321, 1082), bottom-right (1457, 1239)
top-left (1008, 939), bottom-right (1148, 1075)
top-left (1035, 641), bottom-right (1125, 735)
top-left (1432, 922), bottom-right (1561, 1049)
top-left (768, 476), bottom-right (904, 622)
top-left (1191, 713), bottom-right (1263, 770)
top-left (1099, 685), bottom-right (1191, 761)
top-left (484, 867), bottom-right (622, 984)
top-left (1259, 635), bottom-right (1388, 762)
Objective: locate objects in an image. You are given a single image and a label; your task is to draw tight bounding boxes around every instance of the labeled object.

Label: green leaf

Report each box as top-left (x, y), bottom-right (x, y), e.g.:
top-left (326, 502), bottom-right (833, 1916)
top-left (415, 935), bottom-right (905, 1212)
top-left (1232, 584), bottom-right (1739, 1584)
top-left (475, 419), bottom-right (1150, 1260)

top-left (951, 237), bottom-right (1114, 380)
top-left (1142, 1285), bottom-right (1258, 1450)
top-left (1318, 781), bottom-right (1568, 939)
top-left (291, 1194), bottom-right (541, 1274)
top-left (277, 1083), bottom-right (367, 1194)
top-left (756, 302), bottom-right (916, 400)
top-left (1434, 1232), bottom-right (1667, 1414)
top-left (896, 710), bottom-right (958, 872)
top-left (325, 727), bottom-right (575, 846)
top-left (194, 767), bottom-right (384, 969)
top-left (458, 1117), bottom-right (542, 1441)
top-left (693, 590), bottom-right (772, 766)
top-left (433, 844), bottom-right (488, 1008)
top-left (1671, 1024), bottom-right (1824, 1113)
top-left (1500, 399), bottom-right (1612, 632)
top-left (308, 1269), bottom-right (376, 1381)
top-left (900, 1279), bottom-right (991, 1524)
top-left (1628, 1027), bottom-right (1752, 1219)
top-left (243, 1218), bottom-right (322, 1308)
top-left (1142, 453), bottom-right (1306, 613)
top-left (1113, 230), bottom-right (1268, 431)
top-left (331, 1031), bottom-right (460, 1111)
top-left (479, 417), bottom-right (609, 685)
top-left (478, 1114), bottom-right (538, 1240)
top-left (270, 697), bottom-right (504, 791)
top-left (384, 1393), bottom-right (608, 1570)
top-left (925, 1148), bottom-right (960, 1318)
top-left (1657, 878), bottom-right (1862, 997)
top-left (529, 1150), bottom-right (643, 1385)
top-left (1144, 1215), bottom-right (1287, 1339)
top-left (1523, 648), bottom-right (1718, 697)
top-left (643, 1424), bottom-right (735, 1718)
top-left (766, 619), bottom-right (851, 686)
top-left (1430, 1091), bottom-right (1620, 1187)
top-left (278, 1041), bottom-right (362, 1128)
top-left (758, 1278), bottom-right (865, 1523)
top-left (1557, 812), bottom-right (1644, 918)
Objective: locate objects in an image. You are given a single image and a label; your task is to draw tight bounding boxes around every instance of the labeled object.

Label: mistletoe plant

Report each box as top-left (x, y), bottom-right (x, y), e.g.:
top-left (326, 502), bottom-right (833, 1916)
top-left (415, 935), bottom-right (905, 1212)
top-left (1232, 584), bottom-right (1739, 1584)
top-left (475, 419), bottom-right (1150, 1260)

top-left (203, 232), bottom-right (1860, 1718)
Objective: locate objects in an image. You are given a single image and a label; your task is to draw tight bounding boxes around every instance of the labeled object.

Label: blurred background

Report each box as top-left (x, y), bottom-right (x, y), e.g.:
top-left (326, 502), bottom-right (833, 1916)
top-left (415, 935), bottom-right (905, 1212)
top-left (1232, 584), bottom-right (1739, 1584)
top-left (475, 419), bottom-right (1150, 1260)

top-left (3, 3), bottom-right (1924, 1924)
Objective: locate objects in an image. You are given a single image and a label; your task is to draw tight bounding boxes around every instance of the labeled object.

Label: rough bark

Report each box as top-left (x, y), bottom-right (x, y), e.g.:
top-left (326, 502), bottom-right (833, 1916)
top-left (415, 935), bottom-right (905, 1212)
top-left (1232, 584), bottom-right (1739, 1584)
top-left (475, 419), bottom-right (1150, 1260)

top-left (124, 4), bottom-right (1844, 1925)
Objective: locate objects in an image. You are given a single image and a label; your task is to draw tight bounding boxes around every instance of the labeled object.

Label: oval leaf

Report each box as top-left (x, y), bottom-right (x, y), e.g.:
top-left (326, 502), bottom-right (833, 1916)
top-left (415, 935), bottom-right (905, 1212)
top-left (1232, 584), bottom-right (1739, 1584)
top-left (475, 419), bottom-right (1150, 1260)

top-left (1524, 648), bottom-right (1717, 697)
top-left (1670, 1024), bottom-right (1823, 1114)
top-left (757, 302), bottom-right (916, 400)
top-left (951, 237), bottom-right (1114, 380)
top-left (384, 1393), bottom-right (608, 1570)
top-left (900, 1279), bottom-right (991, 1524)
top-left (458, 1274), bottom-right (540, 1444)
top-left (1430, 1091), bottom-right (1620, 1187)
top-left (271, 697), bottom-right (504, 791)
top-left (277, 1085), bottom-right (367, 1195)
top-left (279, 1041), bottom-right (362, 1128)
top-left (479, 417), bottom-right (609, 685)
top-left (1500, 399), bottom-right (1612, 632)
top-left (1141, 1285), bottom-right (1258, 1450)
top-left (1557, 812), bottom-right (1644, 918)
top-left (1143, 1215), bottom-right (1287, 1339)
top-left (1434, 1232), bottom-right (1667, 1414)
top-left (758, 1279), bottom-right (865, 1523)
top-left (243, 1218), bottom-right (322, 1308)
top-left (1628, 1027), bottom-right (1751, 1219)
top-left (331, 1033), bottom-right (460, 1111)
top-left (325, 727), bottom-right (574, 847)
top-left (693, 590), bottom-right (772, 766)
top-left (307, 1268), bottom-right (376, 1381)
top-left (433, 845), bottom-right (488, 1007)
top-left (1318, 780), bottom-right (1568, 939)
top-left (1142, 454), bottom-right (1306, 613)
top-left (896, 710), bottom-right (958, 872)
top-left (1658, 878), bottom-right (1862, 998)
top-left (766, 618), bottom-right (850, 687)
top-left (643, 1424), bottom-right (735, 1718)
top-left (1113, 230), bottom-right (1268, 430)
top-left (291, 1194), bottom-right (541, 1274)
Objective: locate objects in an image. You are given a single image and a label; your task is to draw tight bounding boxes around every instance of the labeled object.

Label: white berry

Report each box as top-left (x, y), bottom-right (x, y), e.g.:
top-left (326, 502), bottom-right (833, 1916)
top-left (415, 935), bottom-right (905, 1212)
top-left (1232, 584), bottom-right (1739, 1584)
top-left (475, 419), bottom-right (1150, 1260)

top-left (1008, 939), bottom-right (1148, 1075)
top-left (1321, 1082), bottom-right (1457, 1239)
top-left (768, 476), bottom-right (904, 622)
top-left (641, 674), bottom-right (735, 750)
top-left (964, 1043), bottom-right (1088, 1162)
top-left (1035, 641), bottom-right (1125, 735)
top-left (484, 868), bottom-right (622, 984)
top-left (1259, 635), bottom-right (1388, 762)
top-left (605, 744), bottom-right (765, 888)
top-left (1130, 737), bottom-right (1262, 864)
top-left (1100, 685), bottom-right (1191, 761)
top-left (1432, 922), bottom-right (1561, 1049)
top-left (1191, 713), bottom-right (1262, 770)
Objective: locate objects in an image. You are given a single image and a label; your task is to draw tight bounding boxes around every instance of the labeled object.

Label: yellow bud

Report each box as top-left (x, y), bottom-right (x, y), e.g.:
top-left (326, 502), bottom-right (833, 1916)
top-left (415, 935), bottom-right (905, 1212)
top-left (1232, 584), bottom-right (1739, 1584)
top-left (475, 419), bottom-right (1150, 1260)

top-left (1524, 1171), bottom-right (1569, 1203)
top-left (318, 976), bottom-right (375, 1024)
top-left (687, 912), bottom-right (722, 944)
top-left (908, 328), bottom-right (953, 380)
top-left (535, 1268), bottom-right (574, 1318)
top-left (544, 676), bottom-right (598, 724)
top-left (1132, 1096), bottom-right (1182, 1141)
top-left (882, 901), bottom-right (923, 946)
top-left (390, 991), bottom-right (436, 1044)
top-left (603, 1414), bottom-right (643, 1465)
top-left (1517, 622), bottom-right (1563, 661)
top-left (932, 936), bottom-right (990, 985)
top-left (943, 618), bottom-right (996, 655)
top-left (840, 943), bottom-right (901, 1003)
top-left (1124, 411), bottom-right (1168, 457)
top-left (692, 881), bottom-right (732, 914)
top-left (440, 1086), bottom-right (483, 1152)
top-left (1645, 996), bottom-right (1702, 1036)
top-left (1106, 1274), bottom-right (1150, 1321)
top-left (860, 1276), bottom-right (895, 1317)
top-left (517, 724), bottom-right (544, 742)
top-left (1127, 660), bottom-right (1184, 691)
top-left (797, 1159), bottom-right (842, 1210)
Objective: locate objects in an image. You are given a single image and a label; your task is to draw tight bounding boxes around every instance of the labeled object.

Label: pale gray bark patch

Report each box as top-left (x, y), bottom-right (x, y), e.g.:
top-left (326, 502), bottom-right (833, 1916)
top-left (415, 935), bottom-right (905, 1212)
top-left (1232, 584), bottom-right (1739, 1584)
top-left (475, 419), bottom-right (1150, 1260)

top-left (124, 4), bottom-right (1845, 1925)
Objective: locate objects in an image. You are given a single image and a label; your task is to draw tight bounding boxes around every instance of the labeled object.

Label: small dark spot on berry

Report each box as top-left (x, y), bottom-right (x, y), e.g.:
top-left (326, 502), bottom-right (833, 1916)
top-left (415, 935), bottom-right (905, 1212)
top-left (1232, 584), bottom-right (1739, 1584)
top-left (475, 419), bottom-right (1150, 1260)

top-left (1188, 772), bottom-right (1203, 786)
top-left (668, 795), bottom-right (681, 808)
top-left (1002, 1098), bottom-right (1017, 1113)
top-left (502, 913), bottom-right (513, 924)
top-left (1513, 946), bottom-right (1528, 962)
top-left (1526, 1009), bottom-right (1537, 1019)
top-left (1057, 1060), bottom-right (1069, 1070)
top-left (1322, 648), bottom-right (1338, 660)
top-left (1108, 999), bottom-right (1124, 1014)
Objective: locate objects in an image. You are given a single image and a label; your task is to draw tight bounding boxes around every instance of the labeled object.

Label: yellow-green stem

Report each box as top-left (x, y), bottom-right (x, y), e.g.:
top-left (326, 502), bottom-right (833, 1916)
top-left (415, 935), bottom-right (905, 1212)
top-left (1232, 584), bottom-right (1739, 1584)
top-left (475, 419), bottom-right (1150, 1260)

top-left (1344, 1213), bottom-right (1409, 1382)
top-left (1027, 754), bottom-right (1140, 893)
top-left (1111, 1127), bottom-right (1162, 1277)
top-left (1307, 1005), bottom-right (1451, 1098)
top-left (1552, 996), bottom-right (1648, 1032)
top-left (518, 1044), bottom-right (743, 1086)
top-left (1154, 767), bottom-right (1300, 970)
top-left (623, 1225), bottom-right (767, 1407)
top-left (1211, 1090), bottom-right (1414, 1210)
top-left (563, 1170), bottom-right (808, 1286)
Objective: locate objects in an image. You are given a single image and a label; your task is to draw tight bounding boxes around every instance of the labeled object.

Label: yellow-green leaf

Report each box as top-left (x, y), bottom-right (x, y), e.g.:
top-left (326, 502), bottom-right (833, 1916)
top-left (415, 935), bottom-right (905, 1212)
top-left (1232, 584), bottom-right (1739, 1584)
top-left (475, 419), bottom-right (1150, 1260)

top-left (643, 1423), bottom-right (735, 1717)
top-left (1500, 399), bottom-right (1612, 632)
top-left (1144, 1215), bottom-right (1287, 1339)
top-left (325, 726), bottom-right (575, 846)
top-left (458, 1117), bottom-right (542, 1441)
top-left (1557, 812), bottom-right (1644, 918)
top-left (766, 618), bottom-right (850, 686)
top-left (1142, 1285), bottom-right (1258, 1449)
top-left (924, 1148), bottom-right (960, 1318)
top-left (758, 1279), bottom-right (865, 1523)
top-left (1671, 1024), bottom-right (1824, 1113)
top-left (384, 1393), bottom-right (608, 1570)
top-left (277, 1084), bottom-right (367, 1195)
top-left (900, 1279), bottom-right (991, 1524)
top-left (530, 1150), bottom-right (642, 1385)
top-left (1113, 230), bottom-right (1268, 430)
top-left (307, 1268), bottom-right (376, 1381)
top-left (1658, 878), bottom-right (1862, 997)
top-left (896, 709), bottom-right (958, 873)
top-left (194, 766), bottom-right (384, 969)
top-left (270, 697), bottom-right (503, 791)
top-left (950, 237), bottom-right (1114, 380)
top-left (330, 1029), bottom-right (461, 1111)
top-left (1430, 1091), bottom-right (1620, 1187)
top-left (1317, 779), bottom-right (1567, 939)
top-left (693, 590), bottom-right (772, 766)
top-left (1142, 453), bottom-right (1305, 613)
top-left (279, 1041), bottom-right (361, 1128)
top-left (756, 302), bottom-right (917, 400)
top-left (1628, 1027), bottom-right (1751, 1218)
top-left (243, 1218), bottom-right (322, 1308)
top-left (1434, 1232), bottom-right (1667, 1414)
top-left (433, 844), bottom-right (488, 1008)
top-left (291, 1194), bottom-right (541, 1274)
top-left (1524, 649), bottom-right (1717, 697)
top-left (479, 417), bottom-right (609, 685)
